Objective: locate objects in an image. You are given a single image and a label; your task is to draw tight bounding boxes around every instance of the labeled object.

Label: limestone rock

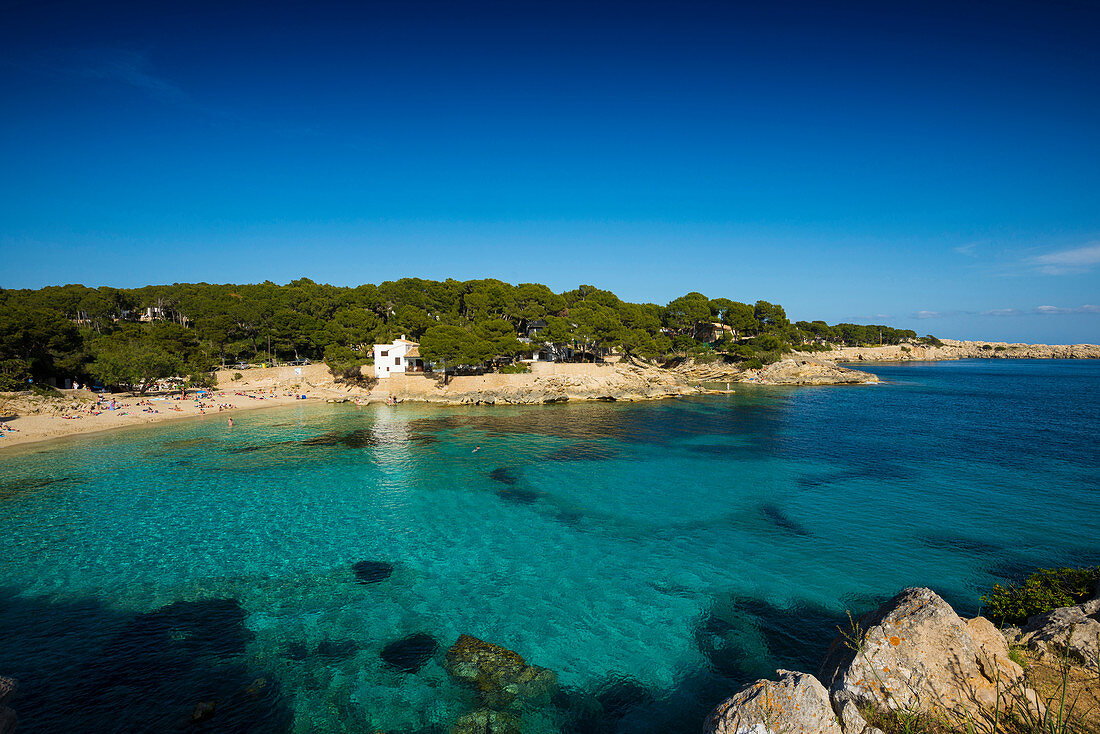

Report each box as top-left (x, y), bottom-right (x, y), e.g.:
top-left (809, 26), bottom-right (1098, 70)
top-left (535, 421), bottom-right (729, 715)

top-left (705, 669), bottom-right (846, 734)
top-left (444, 635), bottom-right (557, 709)
top-left (1018, 596), bottom-right (1100, 669)
top-left (451, 709), bottom-right (521, 734)
top-left (753, 359), bottom-right (877, 386)
top-left (820, 587), bottom-right (1036, 726)
top-left (0, 678), bottom-right (14, 707)
top-left (0, 707), bottom-right (16, 734)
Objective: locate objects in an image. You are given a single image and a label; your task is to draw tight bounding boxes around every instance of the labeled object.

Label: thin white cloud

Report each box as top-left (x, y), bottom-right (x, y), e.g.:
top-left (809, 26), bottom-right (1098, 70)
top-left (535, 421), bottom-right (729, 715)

top-left (981, 305), bottom-right (1099, 317)
top-left (1026, 242), bottom-right (1100, 275)
top-left (1034, 304), bottom-right (1100, 315)
top-left (953, 242), bottom-right (980, 257)
top-left (78, 49), bottom-right (190, 103)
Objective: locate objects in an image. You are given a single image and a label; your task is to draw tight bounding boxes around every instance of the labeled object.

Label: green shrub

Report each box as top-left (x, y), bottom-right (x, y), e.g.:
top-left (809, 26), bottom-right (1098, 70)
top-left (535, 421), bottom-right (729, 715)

top-left (232, 372), bottom-right (243, 381)
top-left (498, 363), bottom-right (530, 374)
top-left (744, 358), bottom-right (764, 370)
top-left (995, 346), bottom-right (1007, 352)
top-left (981, 566), bottom-right (1099, 625)
top-left (30, 383), bottom-right (63, 397)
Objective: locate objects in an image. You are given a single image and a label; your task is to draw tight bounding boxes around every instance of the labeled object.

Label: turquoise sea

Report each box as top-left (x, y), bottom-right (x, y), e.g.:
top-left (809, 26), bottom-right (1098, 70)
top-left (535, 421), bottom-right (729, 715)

top-left (1, 359), bottom-right (1098, 733)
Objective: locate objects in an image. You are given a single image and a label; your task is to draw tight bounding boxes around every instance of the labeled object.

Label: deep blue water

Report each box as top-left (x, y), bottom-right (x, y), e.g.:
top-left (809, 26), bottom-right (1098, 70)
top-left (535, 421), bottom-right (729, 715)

top-left (1, 359), bottom-right (1097, 733)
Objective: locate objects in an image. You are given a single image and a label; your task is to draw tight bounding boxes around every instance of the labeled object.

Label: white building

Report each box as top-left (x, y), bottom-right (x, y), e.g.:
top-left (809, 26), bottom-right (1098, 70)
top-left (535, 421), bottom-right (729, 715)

top-left (373, 336), bottom-right (425, 378)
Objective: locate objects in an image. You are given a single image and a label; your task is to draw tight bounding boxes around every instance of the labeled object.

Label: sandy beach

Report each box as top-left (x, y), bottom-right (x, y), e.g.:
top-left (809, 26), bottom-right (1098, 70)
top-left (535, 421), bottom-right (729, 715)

top-left (0, 387), bottom-right (330, 450)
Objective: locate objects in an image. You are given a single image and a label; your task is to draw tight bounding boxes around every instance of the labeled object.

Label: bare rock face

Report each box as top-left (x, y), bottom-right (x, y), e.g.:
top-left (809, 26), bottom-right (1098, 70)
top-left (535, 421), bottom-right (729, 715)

top-left (1017, 596), bottom-right (1100, 669)
top-left (444, 635), bottom-right (557, 710)
top-left (753, 359), bottom-right (878, 386)
top-left (820, 587), bottom-right (1036, 727)
top-left (705, 669), bottom-right (848, 734)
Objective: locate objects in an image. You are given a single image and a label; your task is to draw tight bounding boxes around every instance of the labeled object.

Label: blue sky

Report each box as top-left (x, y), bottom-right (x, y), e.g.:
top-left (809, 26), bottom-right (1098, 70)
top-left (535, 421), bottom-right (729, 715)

top-left (2, 0), bottom-right (1098, 342)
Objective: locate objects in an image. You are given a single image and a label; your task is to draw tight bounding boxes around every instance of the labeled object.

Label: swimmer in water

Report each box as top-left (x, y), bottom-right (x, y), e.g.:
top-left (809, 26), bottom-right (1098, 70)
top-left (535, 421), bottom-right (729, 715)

top-left (227, 418), bottom-right (234, 427)
top-left (473, 446), bottom-right (481, 453)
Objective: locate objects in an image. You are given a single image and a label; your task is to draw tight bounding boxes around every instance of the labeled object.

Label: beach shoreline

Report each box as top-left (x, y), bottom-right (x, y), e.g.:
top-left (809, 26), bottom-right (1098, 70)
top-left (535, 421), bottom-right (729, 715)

top-left (8, 343), bottom-right (1091, 450)
top-left (0, 388), bottom-right (332, 451)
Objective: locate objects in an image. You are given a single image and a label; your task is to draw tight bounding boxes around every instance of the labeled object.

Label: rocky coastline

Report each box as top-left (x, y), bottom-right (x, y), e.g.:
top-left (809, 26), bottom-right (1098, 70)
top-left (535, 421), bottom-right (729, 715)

top-left (814, 339), bottom-right (1100, 363)
top-left (705, 586), bottom-right (1100, 734)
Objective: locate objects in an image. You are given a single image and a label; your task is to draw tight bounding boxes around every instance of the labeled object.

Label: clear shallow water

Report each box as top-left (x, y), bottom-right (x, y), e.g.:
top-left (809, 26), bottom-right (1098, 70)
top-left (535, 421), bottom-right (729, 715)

top-left (1, 359), bottom-right (1097, 733)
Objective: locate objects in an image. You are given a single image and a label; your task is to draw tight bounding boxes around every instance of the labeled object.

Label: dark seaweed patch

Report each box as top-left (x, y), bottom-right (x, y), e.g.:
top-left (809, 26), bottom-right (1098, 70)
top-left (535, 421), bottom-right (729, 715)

top-left (489, 467), bottom-right (520, 485)
top-left (380, 633), bottom-right (438, 673)
top-left (226, 445), bottom-right (265, 454)
top-left (302, 429), bottom-right (436, 449)
top-left (761, 505), bottom-right (812, 537)
top-left (352, 560), bottom-right (394, 584)
top-left (496, 487), bottom-right (541, 504)
top-left (0, 475), bottom-right (78, 501)
top-left (553, 677), bottom-right (656, 734)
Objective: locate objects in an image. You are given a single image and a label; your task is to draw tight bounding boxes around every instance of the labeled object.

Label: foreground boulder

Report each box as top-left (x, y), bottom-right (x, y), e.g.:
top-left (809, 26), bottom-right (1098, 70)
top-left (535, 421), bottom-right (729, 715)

top-left (820, 587), bottom-right (1038, 727)
top-left (444, 635), bottom-right (557, 709)
top-left (1016, 593), bottom-right (1100, 669)
top-left (705, 669), bottom-right (849, 734)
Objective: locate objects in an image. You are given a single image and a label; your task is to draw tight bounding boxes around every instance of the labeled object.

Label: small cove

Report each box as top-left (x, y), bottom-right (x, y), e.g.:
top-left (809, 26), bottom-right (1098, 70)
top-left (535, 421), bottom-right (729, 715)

top-left (1, 360), bottom-right (1097, 733)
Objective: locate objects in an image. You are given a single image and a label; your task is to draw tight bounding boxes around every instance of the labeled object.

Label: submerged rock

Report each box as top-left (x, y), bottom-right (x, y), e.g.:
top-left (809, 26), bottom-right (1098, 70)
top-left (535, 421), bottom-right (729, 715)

top-left (445, 635), bottom-right (558, 709)
top-left (451, 709), bottom-right (521, 734)
top-left (382, 633), bottom-right (439, 673)
top-left (705, 669), bottom-right (846, 734)
top-left (594, 677), bottom-right (654, 717)
top-left (190, 700), bottom-right (216, 723)
top-left (820, 587), bottom-right (1039, 727)
top-left (0, 676), bottom-right (17, 734)
top-left (353, 560), bottom-right (394, 584)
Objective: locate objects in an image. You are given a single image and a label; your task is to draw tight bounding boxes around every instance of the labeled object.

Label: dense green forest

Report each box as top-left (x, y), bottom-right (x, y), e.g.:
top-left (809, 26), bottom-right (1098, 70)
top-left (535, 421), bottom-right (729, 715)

top-left (0, 278), bottom-right (932, 391)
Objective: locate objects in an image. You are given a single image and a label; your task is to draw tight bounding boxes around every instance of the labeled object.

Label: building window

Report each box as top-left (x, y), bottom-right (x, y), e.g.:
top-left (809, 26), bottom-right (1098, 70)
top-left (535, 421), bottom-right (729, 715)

top-left (395, 357), bottom-right (401, 365)
top-left (380, 350), bottom-right (388, 357)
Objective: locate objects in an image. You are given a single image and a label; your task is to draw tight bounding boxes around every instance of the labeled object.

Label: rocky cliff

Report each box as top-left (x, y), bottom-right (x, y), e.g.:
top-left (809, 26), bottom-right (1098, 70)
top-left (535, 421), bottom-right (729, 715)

top-left (812, 340), bottom-right (1100, 363)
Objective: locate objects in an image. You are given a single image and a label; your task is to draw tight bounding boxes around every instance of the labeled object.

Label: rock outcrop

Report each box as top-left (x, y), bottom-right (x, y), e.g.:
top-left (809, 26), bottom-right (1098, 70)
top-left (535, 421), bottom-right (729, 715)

top-left (813, 340), bottom-right (1100, 363)
top-left (751, 359), bottom-right (878, 386)
top-left (0, 677), bottom-right (17, 734)
top-left (705, 669), bottom-right (850, 734)
top-left (820, 587), bottom-right (1036, 727)
top-left (444, 635), bottom-right (557, 710)
top-left (374, 362), bottom-right (697, 405)
top-left (707, 588), bottom-right (1045, 734)
top-left (1015, 592), bottom-right (1100, 670)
